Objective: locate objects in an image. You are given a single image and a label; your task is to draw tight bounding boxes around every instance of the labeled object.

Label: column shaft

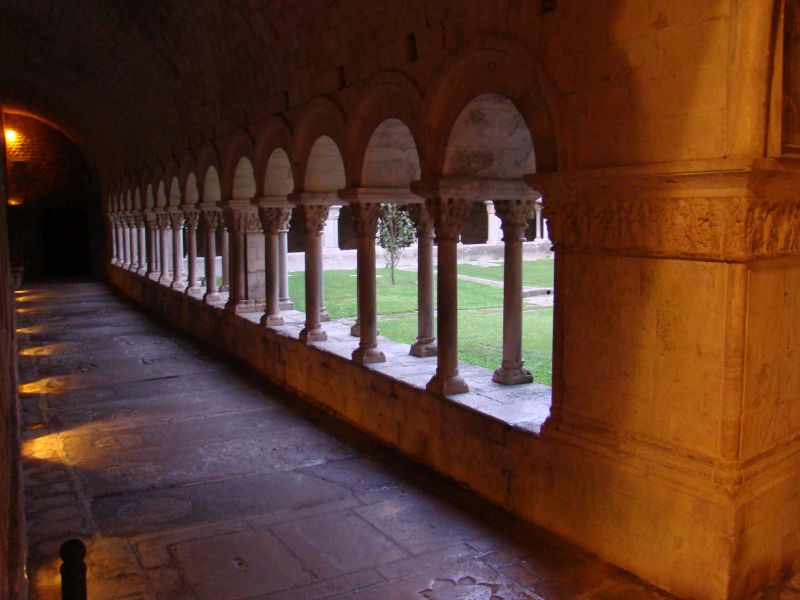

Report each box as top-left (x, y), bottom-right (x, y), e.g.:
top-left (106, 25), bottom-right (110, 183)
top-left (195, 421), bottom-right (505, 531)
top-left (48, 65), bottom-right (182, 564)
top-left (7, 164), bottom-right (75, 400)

top-left (408, 204), bottom-right (437, 357)
top-left (352, 202), bottom-right (384, 364)
top-left (299, 205), bottom-right (329, 343)
top-left (220, 229), bottom-right (230, 292)
top-left (425, 197), bottom-right (470, 395)
top-left (278, 228), bottom-right (293, 309)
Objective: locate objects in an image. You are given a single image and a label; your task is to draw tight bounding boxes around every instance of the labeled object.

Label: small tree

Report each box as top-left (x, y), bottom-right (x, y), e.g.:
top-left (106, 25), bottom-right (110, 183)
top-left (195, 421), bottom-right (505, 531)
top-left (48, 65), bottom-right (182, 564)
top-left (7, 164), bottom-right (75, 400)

top-left (377, 204), bottom-right (416, 284)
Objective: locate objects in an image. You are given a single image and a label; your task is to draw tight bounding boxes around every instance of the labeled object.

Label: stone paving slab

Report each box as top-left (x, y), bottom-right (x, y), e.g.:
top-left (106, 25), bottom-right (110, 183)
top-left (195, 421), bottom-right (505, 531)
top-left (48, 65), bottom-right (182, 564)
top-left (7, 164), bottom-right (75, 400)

top-left (20, 282), bottom-right (797, 599)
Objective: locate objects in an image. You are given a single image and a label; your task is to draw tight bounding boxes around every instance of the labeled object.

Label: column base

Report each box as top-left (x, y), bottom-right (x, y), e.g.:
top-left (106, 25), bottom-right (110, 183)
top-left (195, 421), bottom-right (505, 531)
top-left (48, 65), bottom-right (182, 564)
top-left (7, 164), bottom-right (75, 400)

top-left (426, 371), bottom-right (469, 396)
top-left (352, 346), bottom-right (386, 365)
top-left (350, 320), bottom-right (360, 337)
top-left (261, 313), bottom-right (284, 327)
top-left (299, 326), bottom-right (327, 343)
top-left (185, 285), bottom-right (204, 297)
top-left (492, 365), bottom-right (533, 385)
top-left (148, 272), bottom-right (160, 282)
top-left (203, 291), bottom-right (221, 304)
top-left (158, 276), bottom-right (172, 286)
top-left (137, 267), bottom-right (148, 277)
top-left (410, 338), bottom-right (438, 358)
top-left (219, 283), bottom-right (230, 292)
top-left (128, 263), bottom-right (139, 272)
top-left (320, 308), bottom-right (331, 322)
top-left (225, 299), bottom-right (256, 314)
top-left (279, 298), bottom-right (294, 310)
top-left (171, 279), bottom-right (187, 292)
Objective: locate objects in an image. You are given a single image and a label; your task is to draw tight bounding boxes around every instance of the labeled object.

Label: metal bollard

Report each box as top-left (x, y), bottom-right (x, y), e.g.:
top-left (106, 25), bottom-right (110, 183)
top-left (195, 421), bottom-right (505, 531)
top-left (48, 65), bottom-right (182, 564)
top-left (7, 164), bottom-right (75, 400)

top-left (59, 538), bottom-right (87, 600)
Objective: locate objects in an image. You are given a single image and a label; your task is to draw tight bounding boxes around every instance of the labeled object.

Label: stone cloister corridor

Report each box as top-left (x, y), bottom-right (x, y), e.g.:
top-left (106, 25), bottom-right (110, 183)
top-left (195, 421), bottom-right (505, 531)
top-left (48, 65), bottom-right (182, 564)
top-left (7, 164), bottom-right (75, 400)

top-left (6, 1), bottom-right (800, 599)
top-left (16, 283), bottom-right (666, 599)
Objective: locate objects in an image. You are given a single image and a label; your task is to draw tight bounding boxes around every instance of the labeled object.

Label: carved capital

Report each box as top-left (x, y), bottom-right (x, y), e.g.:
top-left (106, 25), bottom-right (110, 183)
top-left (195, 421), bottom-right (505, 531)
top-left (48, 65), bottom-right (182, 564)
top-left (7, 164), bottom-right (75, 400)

top-left (201, 209), bottom-right (221, 231)
top-left (144, 212), bottom-right (157, 229)
top-left (425, 197), bottom-right (471, 242)
top-left (223, 209), bottom-right (257, 234)
top-left (258, 207), bottom-right (292, 235)
top-left (300, 204), bottom-right (330, 236)
top-left (156, 213), bottom-right (171, 230)
top-left (351, 202), bottom-right (382, 240)
top-left (168, 211), bottom-right (184, 230)
top-left (494, 198), bottom-right (536, 242)
top-left (407, 203), bottom-right (433, 238)
top-left (246, 212), bottom-right (263, 233)
top-left (133, 214), bottom-right (145, 229)
top-left (183, 209), bottom-right (200, 230)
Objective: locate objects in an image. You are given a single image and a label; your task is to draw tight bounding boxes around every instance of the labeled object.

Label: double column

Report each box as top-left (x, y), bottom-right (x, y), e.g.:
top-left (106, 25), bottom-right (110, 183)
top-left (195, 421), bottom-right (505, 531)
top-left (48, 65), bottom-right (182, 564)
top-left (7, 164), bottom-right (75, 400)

top-left (492, 198), bottom-right (537, 385)
top-left (156, 210), bottom-right (172, 285)
top-left (348, 197), bottom-right (385, 364)
top-left (135, 214), bottom-right (147, 275)
top-left (255, 198), bottom-right (292, 327)
top-left (407, 203), bottom-right (437, 357)
top-left (222, 201), bottom-right (259, 314)
top-left (144, 210), bottom-right (159, 280)
top-left (293, 195), bottom-right (332, 343)
top-left (169, 209), bottom-right (186, 291)
top-left (108, 214), bottom-right (119, 265)
top-left (200, 209), bottom-right (221, 303)
top-left (423, 196), bottom-right (472, 395)
top-left (127, 214), bottom-right (139, 272)
top-left (183, 208), bottom-right (202, 295)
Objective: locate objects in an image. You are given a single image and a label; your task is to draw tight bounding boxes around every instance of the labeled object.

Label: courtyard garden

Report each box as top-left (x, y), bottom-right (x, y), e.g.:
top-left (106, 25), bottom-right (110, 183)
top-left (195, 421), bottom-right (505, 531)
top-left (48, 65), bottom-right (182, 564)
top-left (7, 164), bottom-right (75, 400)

top-left (288, 258), bottom-right (555, 385)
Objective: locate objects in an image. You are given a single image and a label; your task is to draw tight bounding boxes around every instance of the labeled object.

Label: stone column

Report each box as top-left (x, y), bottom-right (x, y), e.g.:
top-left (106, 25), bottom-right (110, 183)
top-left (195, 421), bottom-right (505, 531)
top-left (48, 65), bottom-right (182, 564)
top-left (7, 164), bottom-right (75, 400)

top-left (298, 204), bottom-right (329, 343)
top-left (117, 217), bottom-right (127, 267)
top-left (223, 208), bottom-right (256, 313)
top-left (278, 224), bottom-right (293, 310)
top-left (485, 200), bottom-right (502, 244)
top-left (201, 210), bottom-right (221, 303)
top-left (408, 203), bottom-right (437, 357)
top-left (492, 199), bottom-right (536, 385)
top-left (136, 214), bottom-right (147, 275)
top-left (183, 209), bottom-right (201, 295)
top-left (157, 212), bottom-right (172, 285)
top-left (131, 215), bottom-right (142, 271)
top-left (351, 202), bottom-right (385, 364)
top-left (533, 202), bottom-right (543, 240)
top-left (425, 197), bottom-right (471, 395)
top-left (220, 228), bottom-right (230, 292)
top-left (169, 210), bottom-right (187, 291)
top-left (257, 206), bottom-right (292, 326)
top-left (322, 205), bottom-right (341, 249)
top-left (121, 216), bottom-right (131, 269)
top-left (319, 263), bottom-right (330, 322)
top-left (108, 215), bottom-right (118, 265)
top-left (144, 211), bottom-right (158, 280)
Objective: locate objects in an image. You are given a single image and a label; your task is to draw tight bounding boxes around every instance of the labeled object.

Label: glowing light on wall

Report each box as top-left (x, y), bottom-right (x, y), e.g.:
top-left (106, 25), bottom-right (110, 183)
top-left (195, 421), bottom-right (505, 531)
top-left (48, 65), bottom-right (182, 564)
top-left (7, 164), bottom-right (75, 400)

top-left (5, 128), bottom-right (18, 144)
top-left (7, 197), bottom-right (22, 205)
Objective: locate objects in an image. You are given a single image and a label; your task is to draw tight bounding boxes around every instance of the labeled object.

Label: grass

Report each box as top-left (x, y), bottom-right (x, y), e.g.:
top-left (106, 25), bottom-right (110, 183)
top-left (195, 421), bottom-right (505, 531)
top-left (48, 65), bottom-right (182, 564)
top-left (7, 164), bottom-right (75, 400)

top-left (288, 267), bottom-right (506, 318)
top-left (458, 259), bottom-right (554, 288)
top-left (378, 308), bottom-right (553, 386)
top-left (286, 260), bottom-right (553, 384)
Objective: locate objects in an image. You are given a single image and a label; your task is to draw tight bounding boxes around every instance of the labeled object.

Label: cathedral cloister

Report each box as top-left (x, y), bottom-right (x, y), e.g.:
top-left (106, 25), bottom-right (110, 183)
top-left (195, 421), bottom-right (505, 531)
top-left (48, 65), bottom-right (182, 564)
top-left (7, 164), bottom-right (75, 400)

top-left (2, 2), bottom-right (800, 599)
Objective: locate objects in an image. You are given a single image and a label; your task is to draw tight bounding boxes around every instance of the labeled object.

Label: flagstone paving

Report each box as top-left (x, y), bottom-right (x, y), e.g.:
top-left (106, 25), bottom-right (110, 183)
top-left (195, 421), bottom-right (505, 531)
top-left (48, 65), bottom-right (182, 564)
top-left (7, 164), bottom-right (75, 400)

top-left (14, 282), bottom-right (795, 599)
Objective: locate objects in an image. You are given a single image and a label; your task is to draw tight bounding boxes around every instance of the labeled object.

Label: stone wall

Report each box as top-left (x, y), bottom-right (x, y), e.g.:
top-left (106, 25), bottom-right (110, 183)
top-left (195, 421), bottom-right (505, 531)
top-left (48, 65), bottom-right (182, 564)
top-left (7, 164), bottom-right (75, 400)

top-left (0, 112), bottom-right (27, 599)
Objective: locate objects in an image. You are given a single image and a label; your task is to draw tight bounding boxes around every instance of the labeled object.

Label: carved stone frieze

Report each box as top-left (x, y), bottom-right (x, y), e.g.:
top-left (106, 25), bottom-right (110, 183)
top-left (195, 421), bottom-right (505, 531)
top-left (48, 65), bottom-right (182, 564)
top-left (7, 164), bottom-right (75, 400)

top-left (183, 209), bottom-right (200, 230)
top-left (258, 207), bottom-right (292, 235)
top-left (245, 212), bottom-right (263, 233)
top-left (155, 212), bottom-right (171, 230)
top-left (168, 211), bottom-right (184, 230)
top-left (527, 161), bottom-right (800, 261)
top-left (351, 202), bottom-right (382, 239)
top-left (494, 199), bottom-right (536, 242)
top-left (407, 203), bottom-right (434, 237)
top-left (424, 197), bottom-right (471, 242)
top-left (300, 204), bottom-right (330, 236)
top-left (201, 209), bottom-right (221, 231)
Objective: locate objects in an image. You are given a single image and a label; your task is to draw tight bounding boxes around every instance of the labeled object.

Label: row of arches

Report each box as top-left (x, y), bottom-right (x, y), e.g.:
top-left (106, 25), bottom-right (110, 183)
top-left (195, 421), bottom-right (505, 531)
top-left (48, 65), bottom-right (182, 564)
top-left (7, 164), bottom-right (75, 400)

top-left (107, 47), bottom-right (558, 396)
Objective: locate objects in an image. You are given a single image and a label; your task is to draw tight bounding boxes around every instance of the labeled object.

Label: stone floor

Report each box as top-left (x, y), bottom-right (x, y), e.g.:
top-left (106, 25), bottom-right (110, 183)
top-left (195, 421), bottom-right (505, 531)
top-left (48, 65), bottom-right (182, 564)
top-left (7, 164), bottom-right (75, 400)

top-left (12, 282), bottom-right (798, 599)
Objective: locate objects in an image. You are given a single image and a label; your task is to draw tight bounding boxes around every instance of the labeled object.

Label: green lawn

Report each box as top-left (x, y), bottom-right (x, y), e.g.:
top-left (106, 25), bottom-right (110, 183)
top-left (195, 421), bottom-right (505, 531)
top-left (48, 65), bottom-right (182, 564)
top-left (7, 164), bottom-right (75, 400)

top-left (287, 261), bottom-right (553, 385)
top-left (458, 259), bottom-right (554, 288)
top-left (289, 267), bottom-right (506, 318)
top-left (378, 309), bottom-right (553, 386)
